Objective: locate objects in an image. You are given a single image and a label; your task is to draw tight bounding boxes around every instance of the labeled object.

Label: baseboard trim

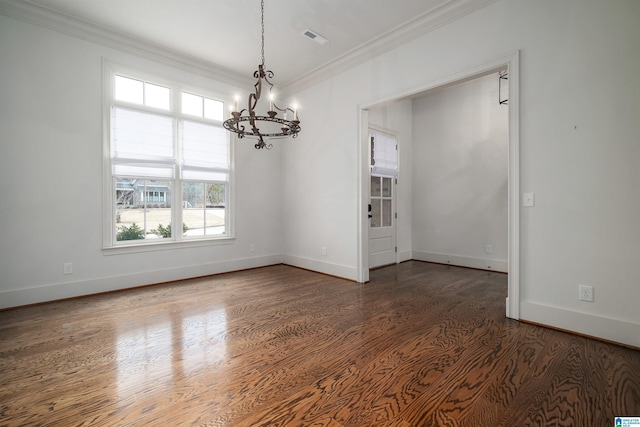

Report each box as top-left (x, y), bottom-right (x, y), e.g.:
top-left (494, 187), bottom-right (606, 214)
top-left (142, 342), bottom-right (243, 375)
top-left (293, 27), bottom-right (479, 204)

top-left (398, 250), bottom-right (412, 263)
top-left (280, 254), bottom-right (357, 281)
top-left (520, 301), bottom-right (640, 349)
top-left (0, 254), bottom-right (282, 309)
top-left (412, 250), bottom-right (508, 273)
top-left (6, 257), bottom-right (639, 349)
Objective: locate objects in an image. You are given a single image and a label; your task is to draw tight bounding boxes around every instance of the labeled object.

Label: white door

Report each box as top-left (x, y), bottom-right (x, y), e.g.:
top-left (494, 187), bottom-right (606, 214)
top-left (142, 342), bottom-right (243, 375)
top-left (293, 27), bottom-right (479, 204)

top-left (368, 130), bottom-right (397, 268)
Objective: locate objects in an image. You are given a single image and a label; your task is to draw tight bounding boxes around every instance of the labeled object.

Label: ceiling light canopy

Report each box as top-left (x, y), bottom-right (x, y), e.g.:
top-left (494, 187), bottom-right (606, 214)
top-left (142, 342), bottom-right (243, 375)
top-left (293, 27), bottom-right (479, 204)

top-left (223, 0), bottom-right (301, 149)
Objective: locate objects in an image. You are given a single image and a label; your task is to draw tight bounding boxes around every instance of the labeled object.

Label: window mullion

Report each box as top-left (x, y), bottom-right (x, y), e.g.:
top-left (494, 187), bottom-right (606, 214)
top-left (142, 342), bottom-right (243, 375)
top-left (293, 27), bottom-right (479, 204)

top-left (172, 179), bottom-right (181, 241)
top-left (203, 185), bottom-right (208, 234)
top-left (142, 181), bottom-right (148, 236)
top-left (174, 111), bottom-right (182, 241)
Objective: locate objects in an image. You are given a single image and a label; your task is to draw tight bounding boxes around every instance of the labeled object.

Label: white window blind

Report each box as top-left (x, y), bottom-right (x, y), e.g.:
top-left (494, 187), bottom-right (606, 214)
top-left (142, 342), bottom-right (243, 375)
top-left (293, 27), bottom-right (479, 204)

top-left (371, 131), bottom-right (398, 178)
top-left (111, 109), bottom-right (230, 181)
top-left (111, 107), bottom-right (174, 178)
top-left (181, 120), bottom-right (229, 181)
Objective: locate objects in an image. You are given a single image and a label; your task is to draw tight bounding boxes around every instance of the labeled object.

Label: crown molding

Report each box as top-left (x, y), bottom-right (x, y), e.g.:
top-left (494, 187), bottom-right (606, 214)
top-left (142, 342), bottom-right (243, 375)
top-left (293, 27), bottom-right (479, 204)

top-left (280, 0), bottom-right (498, 96)
top-left (0, 0), bottom-right (497, 95)
top-left (0, 0), bottom-right (252, 88)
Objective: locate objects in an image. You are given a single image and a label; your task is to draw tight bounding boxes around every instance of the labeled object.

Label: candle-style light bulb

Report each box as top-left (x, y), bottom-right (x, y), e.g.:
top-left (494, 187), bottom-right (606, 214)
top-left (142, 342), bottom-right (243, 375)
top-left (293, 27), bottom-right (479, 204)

top-left (269, 93), bottom-right (274, 111)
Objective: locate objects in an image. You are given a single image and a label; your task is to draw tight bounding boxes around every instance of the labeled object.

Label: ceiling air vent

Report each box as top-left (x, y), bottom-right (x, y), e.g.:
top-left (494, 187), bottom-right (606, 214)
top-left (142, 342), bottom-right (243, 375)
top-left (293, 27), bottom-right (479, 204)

top-left (301, 29), bottom-right (329, 45)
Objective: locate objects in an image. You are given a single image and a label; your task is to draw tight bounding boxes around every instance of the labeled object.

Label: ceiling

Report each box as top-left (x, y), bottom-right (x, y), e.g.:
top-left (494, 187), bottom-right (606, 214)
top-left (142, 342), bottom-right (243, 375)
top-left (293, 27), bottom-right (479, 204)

top-left (7, 0), bottom-right (496, 89)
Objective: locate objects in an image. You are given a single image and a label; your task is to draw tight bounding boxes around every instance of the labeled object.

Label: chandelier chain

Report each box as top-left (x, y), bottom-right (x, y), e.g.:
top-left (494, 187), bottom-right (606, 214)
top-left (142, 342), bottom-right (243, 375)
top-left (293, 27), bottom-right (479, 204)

top-left (261, 0), bottom-right (265, 67)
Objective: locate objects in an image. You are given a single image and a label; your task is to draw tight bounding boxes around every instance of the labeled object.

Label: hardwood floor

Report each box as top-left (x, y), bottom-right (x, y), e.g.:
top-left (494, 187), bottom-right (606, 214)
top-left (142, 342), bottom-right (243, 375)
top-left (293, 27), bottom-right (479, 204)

top-left (1, 261), bottom-right (639, 426)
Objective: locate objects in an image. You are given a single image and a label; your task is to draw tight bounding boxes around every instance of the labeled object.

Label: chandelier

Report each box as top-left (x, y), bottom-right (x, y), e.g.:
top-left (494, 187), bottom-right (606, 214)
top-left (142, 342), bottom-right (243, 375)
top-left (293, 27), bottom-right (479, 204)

top-left (223, 0), bottom-right (301, 149)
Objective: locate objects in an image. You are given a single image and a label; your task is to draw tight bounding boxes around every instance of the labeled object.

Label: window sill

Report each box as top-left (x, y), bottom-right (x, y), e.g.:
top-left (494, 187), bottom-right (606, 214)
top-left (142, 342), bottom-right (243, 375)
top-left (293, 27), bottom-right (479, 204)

top-left (103, 236), bottom-right (236, 256)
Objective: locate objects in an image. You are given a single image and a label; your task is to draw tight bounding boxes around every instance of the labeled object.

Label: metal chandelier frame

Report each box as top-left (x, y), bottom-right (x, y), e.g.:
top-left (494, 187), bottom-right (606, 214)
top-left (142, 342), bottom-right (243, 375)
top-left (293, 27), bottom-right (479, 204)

top-left (223, 0), bottom-right (301, 149)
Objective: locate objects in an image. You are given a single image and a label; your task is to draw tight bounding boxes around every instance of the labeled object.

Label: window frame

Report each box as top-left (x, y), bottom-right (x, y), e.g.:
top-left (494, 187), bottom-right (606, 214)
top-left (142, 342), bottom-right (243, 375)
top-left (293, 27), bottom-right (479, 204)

top-left (102, 61), bottom-right (235, 253)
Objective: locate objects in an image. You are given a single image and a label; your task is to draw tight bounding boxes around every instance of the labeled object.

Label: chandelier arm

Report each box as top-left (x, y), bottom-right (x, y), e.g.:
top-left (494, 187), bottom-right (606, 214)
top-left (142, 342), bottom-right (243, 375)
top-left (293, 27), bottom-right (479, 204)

top-left (271, 102), bottom-right (292, 117)
top-left (248, 93), bottom-right (258, 115)
top-left (249, 72), bottom-right (260, 113)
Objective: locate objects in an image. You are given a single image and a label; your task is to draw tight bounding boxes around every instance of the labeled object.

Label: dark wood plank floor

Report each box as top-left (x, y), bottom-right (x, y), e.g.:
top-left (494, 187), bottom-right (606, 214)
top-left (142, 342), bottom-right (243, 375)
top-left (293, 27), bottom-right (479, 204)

top-left (1, 261), bottom-right (639, 426)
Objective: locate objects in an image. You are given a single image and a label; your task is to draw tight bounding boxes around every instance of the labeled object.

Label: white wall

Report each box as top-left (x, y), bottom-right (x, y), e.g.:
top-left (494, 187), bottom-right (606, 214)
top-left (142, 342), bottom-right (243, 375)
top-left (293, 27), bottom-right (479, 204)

top-left (279, 75), bottom-right (363, 278)
top-left (0, 14), bottom-right (283, 307)
top-left (283, 0), bottom-right (640, 347)
top-left (412, 74), bottom-right (508, 272)
top-left (368, 100), bottom-right (413, 263)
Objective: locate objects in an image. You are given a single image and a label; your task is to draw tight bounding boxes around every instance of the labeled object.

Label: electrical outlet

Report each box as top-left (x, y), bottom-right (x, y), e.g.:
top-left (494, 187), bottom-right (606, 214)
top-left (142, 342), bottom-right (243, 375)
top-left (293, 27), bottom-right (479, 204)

top-left (579, 285), bottom-right (594, 302)
top-left (322, 247), bottom-right (327, 256)
top-left (485, 245), bottom-right (493, 254)
top-left (63, 262), bottom-right (73, 275)
top-left (250, 243), bottom-right (255, 253)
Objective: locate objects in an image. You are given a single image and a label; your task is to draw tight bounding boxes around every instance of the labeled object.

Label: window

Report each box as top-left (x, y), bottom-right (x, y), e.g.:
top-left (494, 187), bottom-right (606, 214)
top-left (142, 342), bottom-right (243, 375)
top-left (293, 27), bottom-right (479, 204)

top-left (370, 130), bottom-right (397, 229)
top-left (105, 67), bottom-right (232, 248)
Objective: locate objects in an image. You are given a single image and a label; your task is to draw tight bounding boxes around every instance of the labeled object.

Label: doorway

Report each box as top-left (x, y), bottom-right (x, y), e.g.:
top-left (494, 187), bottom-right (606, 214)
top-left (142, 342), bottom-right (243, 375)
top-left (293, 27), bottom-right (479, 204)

top-left (357, 52), bottom-right (520, 320)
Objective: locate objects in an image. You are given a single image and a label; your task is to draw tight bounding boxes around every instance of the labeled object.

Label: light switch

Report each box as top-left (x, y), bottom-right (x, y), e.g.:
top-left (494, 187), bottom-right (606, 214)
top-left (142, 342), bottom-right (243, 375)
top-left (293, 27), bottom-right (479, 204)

top-left (523, 193), bottom-right (535, 207)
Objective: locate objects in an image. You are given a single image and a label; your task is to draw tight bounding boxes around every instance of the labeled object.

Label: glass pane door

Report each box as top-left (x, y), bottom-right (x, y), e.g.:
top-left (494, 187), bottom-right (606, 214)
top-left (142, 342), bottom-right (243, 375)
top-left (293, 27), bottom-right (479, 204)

top-left (370, 176), bottom-right (392, 228)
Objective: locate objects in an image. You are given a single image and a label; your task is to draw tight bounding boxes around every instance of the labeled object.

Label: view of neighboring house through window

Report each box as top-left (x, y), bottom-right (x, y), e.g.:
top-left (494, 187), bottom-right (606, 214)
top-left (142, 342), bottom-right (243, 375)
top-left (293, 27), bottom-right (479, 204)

top-left (108, 71), bottom-right (231, 245)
